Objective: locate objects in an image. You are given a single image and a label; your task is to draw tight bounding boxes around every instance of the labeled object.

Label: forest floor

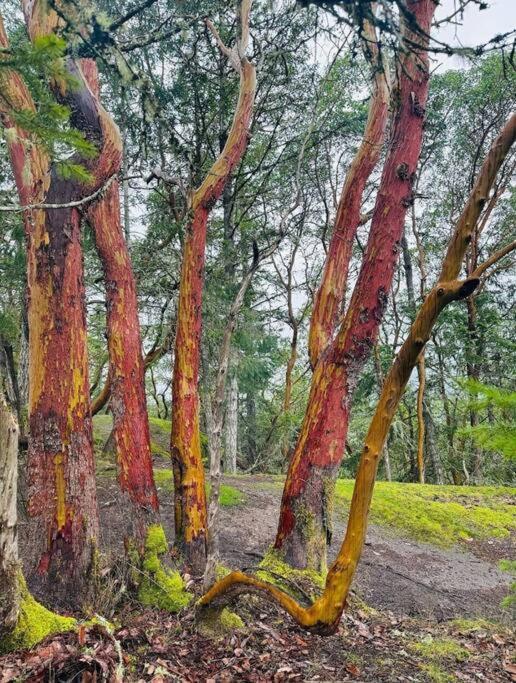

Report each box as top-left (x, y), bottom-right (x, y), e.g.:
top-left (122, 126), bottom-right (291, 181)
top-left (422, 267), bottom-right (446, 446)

top-left (4, 418), bottom-right (515, 682)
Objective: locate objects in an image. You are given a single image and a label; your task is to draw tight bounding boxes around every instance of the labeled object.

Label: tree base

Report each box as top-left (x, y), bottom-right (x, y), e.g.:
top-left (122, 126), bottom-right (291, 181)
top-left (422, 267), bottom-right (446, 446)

top-left (0, 573), bottom-right (76, 654)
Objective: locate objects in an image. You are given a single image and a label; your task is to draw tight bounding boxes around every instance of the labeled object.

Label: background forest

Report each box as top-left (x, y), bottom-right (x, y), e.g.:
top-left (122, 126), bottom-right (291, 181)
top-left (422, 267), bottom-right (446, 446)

top-left (0, 0), bottom-right (515, 680)
top-left (1, 2), bottom-right (514, 487)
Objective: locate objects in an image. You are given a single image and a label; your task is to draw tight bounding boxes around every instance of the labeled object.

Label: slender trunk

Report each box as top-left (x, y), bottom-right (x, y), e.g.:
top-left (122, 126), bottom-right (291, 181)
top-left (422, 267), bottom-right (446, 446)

top-left (0, 338), bottom-right (21, 423)
top-left (171, 11), bottom-right (256, 572)
top-left (122, 138), bottom-right (131, 242)
top-left (308, 19), bottom-right (390, 368)
top-left (465, 296), bottom-right (483, 482)
top-left (372, 345), bottom-right (391, 481)
top-left (275, 0), bottom-right (434, 571)
top-left (416, 354), bottom-right (426, 483)
top-left (423, 400), bottom-right (444, 484)
top-left (18, 309), bottom-right (29, 429)
top-left (225, 374), bottom-right (238, 474)
top-left (0, 397), bottom-right (20, 638)
top-left (87, 180), bottom-right (160, 550)
top-left (204, 265), bottom-right (261, 587)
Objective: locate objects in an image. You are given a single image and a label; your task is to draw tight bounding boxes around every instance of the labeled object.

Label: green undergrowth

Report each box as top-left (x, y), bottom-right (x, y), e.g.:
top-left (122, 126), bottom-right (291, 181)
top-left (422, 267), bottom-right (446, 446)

top-left (410, 635), bottom-right (469, 683)
top-left (153, 469), bottom-right (246, 507)
top-left (333, 480), bottom-right (516, 547)
top-left (449, 617), bottom-right (501, 634)
top-left (93, 415), bottom-right (173, 459)
top-left (137, 525), bottom-right (192, 612)
top-left (0, 574), bottom-right (76, 653)
top-left (256, 550), bottom-right (325, 601)
top-left (498, 559), bottom-right (516, 609)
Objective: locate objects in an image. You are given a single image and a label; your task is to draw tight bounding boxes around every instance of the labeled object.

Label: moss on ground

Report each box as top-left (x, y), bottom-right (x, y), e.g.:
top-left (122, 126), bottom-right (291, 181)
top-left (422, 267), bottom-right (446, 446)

top-left (333, 480), bottom-right (516, 547)
top-left (256, 549), bottom-right (325, 601)
top-left (418, 663), bottom-right (455, 683)
top-left (0, 574), bottom-right (76, 654)
top-left (196, 607), bottom-right (245, 638)
top-left (411, 636), bottom-right (469, 663)
top-left (153, 469), bottom-right (245, 507)
top-left (449, 617), bottom-right (500, 634)
top-left (137, 525), bottom-right (192, 612)
top-left (498, 559), bottom-right (516, 609)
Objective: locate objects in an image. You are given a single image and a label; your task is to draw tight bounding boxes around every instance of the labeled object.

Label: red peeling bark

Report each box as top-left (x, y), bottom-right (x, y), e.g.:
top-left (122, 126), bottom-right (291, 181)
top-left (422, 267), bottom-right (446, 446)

top-left (171, 56), bottom-right (256, 572)
top-left (308, 23), bottom-right (390, 369)
top-left (1, 16), bottom-right (100, 606)
top-left (87, 183), bottom-right (160, 541)
top-left (275, 0), bottom-right (437, 571)
top-left (83, 63), bottom-right (160, 551)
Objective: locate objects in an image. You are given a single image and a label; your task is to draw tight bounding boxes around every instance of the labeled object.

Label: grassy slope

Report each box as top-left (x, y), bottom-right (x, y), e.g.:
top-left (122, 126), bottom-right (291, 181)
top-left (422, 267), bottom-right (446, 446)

top-left (334, 479), bottom-right (515, 547)
top-left (93, 417), bottom-right (514, 544)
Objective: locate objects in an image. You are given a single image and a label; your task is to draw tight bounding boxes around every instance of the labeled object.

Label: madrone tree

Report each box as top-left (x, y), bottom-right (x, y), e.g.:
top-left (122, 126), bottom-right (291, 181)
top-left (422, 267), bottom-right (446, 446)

top-left (200, 111), bottom-right (516, 633)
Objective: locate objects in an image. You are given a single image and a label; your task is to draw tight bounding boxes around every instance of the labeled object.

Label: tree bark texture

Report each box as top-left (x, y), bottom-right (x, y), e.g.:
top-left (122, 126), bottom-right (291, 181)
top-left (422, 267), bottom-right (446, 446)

top-left (0, 397), bottom-right (20, 639)
top-left (81, 58), bottom-right (160, 551)
top-left (171, 8), bottom-right (256, 572)
top-left (275, 0), bottom-right (435, 572)
top-left (199, 111), bottom-right (516, 634)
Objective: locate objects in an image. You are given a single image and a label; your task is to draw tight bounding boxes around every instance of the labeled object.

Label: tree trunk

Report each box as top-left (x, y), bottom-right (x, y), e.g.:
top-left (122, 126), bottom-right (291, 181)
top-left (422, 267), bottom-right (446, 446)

top-left (87, 180), bottom-right (160, 550)
top-left (81, 61), bottom-right (160, 552)
top-left (416, 354), bottom-right (426, 483)
top-left (275, 0), bottom-right (435, 572)
top-left (225, 374), bottom-right (238, 474)
top-left (171, 10), bottom-right (256, 572)
top-left (308, 19), bottom-right (390, 368)
top-left (0, 397), bottom-right (20, 639)
top-left (423, 400), bottom-right (444, 484)
top-left (199, 113), bottom-right (516, 632)
top-left (1, 5), bottom-right (125, 604)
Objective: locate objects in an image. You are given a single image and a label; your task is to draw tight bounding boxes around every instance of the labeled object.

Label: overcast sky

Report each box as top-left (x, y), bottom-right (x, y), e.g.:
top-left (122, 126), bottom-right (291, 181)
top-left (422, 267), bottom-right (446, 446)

top-left (435, 0), bottom-right (516, 71)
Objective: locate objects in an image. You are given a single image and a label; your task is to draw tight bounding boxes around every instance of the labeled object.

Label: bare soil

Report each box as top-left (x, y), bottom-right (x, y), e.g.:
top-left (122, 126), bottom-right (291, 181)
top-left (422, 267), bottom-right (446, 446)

top-left (218, 475), bottom-right (514, 623)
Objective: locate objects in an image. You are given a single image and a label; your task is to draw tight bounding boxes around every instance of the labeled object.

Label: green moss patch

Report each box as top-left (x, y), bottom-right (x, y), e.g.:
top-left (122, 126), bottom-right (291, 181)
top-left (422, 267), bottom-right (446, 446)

top-left (137, 525), bottom-right (192, 613)
top-left (334, 480), bottom-right (516, 547)
top-left (197, 607), bottom-right (245, 638)
top-left (256, 550), bottom-right (325, 601)
top-left (0, 574), bottom-right (76, 654)
top-left (410, 636), bottom-right (469, 663)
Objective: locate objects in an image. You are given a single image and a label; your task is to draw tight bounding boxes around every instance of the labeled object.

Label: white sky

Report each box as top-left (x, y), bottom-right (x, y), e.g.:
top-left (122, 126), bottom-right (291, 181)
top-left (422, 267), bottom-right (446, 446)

top-left (435, 0), bottom-right (516, 70)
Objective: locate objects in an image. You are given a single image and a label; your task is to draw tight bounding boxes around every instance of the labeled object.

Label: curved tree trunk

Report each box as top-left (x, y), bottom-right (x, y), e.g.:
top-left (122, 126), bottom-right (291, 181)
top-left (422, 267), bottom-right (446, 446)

top-left (199, 111), bottom-right (516, 634)
top-left (171, 3), bottom-right (256, 572)
top-left (275, 1), bottom-right (434, 571)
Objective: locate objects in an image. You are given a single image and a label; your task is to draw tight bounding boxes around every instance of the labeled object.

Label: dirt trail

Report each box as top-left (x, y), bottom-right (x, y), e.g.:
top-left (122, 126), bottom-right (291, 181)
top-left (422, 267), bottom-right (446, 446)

top-left (19, 471), bottom-right (512, 623)
top-left (219, 476), bottom-right (513, 622)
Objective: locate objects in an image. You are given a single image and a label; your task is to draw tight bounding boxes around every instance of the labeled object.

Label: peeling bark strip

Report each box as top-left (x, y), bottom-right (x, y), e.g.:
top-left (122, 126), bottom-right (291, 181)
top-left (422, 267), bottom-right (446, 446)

top-left (308, 17), bottom-right (390, 369)
top-left (275, 0), bottom-right (436, 572)
top-left (0, 397), bottom-right (20, 638)
top-left (199, 112), bottom-right (516, 635)
top-left (1, 16), bottom-right (98, 605)
top-left (82, 63), bottom-right (160, 551)
top-left (171, 1), bottom-right (256, 572)
top-left (87, 183), bottom-right (160, 544)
